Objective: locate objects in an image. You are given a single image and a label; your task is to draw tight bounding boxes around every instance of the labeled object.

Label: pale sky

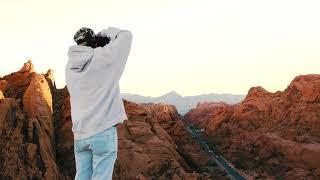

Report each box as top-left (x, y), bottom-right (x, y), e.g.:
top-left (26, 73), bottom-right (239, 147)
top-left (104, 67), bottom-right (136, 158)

top-left (0, 0), bottom-right (319, 97)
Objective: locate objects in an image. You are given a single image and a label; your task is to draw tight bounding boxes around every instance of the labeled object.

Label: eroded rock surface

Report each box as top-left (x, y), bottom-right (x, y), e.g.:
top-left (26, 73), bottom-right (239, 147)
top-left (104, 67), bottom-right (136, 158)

top-left (142, 103), bottom-right (229, 178)
top-left (185, 74), bottom-right (320, 179)
top-left (0, 61), bottom-right (68, 179)
top-left (1, 60), bottom-right (218, 179)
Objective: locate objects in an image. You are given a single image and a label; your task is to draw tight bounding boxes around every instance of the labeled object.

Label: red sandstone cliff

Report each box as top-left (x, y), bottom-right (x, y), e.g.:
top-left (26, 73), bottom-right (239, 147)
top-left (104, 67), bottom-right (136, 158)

top-left (185, 74), bottom-right (320, 179)
top-left (56, 88), bottom-right (212, 179)
top-left (0, 60), bottom-right (218, 179)
top-left (0, 60), bottom-right (66, 179)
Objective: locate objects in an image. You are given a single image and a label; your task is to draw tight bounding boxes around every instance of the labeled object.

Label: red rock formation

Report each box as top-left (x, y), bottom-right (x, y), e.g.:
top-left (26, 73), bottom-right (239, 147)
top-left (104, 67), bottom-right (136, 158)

top-left (55, 87), bottom-right (75, 177)
top-left (116, 100), bottom-right (206, 179)
top-left (0, 61), bottom-right (69, 179)
top-left (0, 90), bottom-right (67, 179)
top-left (0, 59), bottom-right (35, 99)
top-left (0, 90), bottom-right (4, 99)
top-left (43, 69), bottom-right (56, 90)
top-left (1, 60), bottom-right (219, 179)
top-left (184, 102), bottom-right (232, 129)
top-left (142, 102), bottom-right (231, 179)
top-left (23, 73), bottom-right (54, 144)
top-left (19, 59), bottom-right (35, 72)
top-left (143, 103), bottom-right (213, 168)
top-left (0, 80), bottom-right (8, 93)
top-left (56, 94), bottom-right (213, 179)
top-left (184, 74), bottom-right (320, 179)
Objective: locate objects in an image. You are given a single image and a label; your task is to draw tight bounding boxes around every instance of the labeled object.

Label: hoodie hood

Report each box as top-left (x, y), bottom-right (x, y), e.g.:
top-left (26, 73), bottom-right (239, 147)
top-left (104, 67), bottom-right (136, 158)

top-left (67, 45), bottom-right (94, 72)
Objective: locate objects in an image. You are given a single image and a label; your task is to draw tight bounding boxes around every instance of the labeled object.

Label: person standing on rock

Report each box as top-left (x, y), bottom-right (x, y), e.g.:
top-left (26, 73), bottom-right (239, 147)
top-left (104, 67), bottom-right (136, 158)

top-left (65, 27), bottom-right (132, 180)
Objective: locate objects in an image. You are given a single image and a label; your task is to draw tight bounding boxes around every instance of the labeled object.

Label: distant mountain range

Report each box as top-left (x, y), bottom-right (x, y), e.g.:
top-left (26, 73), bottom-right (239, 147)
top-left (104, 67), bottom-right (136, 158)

top-left (121, 91), bottom-right (245, 115)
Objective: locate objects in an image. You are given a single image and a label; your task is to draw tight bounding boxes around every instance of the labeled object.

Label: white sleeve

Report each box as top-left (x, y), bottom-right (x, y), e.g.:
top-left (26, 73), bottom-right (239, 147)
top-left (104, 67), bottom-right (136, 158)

top-left (94, 27), bottom-right (133, 80)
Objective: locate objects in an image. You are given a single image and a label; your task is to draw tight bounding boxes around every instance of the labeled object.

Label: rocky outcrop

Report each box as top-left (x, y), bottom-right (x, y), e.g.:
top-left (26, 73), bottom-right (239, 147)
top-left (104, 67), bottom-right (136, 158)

top-left (142, 103), bottom-right (214, 169)
top-left (56, 93), bottom-right (213, 179)
top-left (43, 69), bottom-right (56, 90)
top-left (0, 61), bottom-right (68, 179)
top-left (1, 60), bottom-right (35, 99)
top-left (0, 90), bottom-right (4, 99)
top-left (184, 102), bottom-right (231, 129)
top-left (115, 100), bottom-right (208, 179)
top-left (1, 60), bottom-right (218, 179)
top-left (0, 80), bottom-right (8, 93)
top-left (54, 87), bottom-right (75, 177)
top-left (184, 74), bottom-right (320, 179)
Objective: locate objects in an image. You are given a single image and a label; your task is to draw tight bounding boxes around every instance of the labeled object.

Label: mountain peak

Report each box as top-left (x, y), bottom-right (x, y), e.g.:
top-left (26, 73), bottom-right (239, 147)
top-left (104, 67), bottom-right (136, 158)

top-left (163, 90), bottom-right (182, 98)
top-left (169, 90), bottom-right (181, 96)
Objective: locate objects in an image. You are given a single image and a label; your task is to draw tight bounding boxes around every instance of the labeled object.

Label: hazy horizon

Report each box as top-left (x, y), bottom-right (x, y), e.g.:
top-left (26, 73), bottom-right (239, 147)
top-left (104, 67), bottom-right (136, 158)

top-left (1, 0), bottom-right (319, 97)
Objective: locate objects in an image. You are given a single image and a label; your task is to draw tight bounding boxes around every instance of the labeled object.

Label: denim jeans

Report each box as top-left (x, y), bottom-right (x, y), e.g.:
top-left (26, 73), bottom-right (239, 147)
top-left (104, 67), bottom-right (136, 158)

top-left (74, 125), bottom-right (118, 180)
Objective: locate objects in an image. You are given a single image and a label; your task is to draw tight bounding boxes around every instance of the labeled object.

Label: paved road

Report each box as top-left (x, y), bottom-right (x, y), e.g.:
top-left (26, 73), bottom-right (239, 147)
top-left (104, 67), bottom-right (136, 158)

top-left (184, 122), bottom-right (247, 180)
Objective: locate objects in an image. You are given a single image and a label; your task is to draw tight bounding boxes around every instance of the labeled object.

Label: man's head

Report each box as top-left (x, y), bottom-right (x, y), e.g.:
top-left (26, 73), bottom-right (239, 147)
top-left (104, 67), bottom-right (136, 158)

top-left (74, 27), bottom-right (96, 48)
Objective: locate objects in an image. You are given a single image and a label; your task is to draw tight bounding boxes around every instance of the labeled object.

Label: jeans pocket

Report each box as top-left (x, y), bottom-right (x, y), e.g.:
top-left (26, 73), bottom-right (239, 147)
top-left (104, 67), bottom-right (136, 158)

top-left (92, 127), bottom-right (116, 155)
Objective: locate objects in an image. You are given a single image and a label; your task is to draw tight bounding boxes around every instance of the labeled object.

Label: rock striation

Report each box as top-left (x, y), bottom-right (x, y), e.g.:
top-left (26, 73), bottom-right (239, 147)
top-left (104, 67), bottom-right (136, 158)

top-left (0, 60), bottom-right (67, 179)
top-left (185, 74), bottom-right (320, 179)
top-left (0, 60), bottom-right (219, 179)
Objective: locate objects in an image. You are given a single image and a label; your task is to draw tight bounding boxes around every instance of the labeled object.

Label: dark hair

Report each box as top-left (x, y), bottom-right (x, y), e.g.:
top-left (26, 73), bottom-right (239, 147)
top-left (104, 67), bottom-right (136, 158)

top-left (85, 40), bottom-right (96, 48)
top-left (74, 27), bottom-right (95, 46)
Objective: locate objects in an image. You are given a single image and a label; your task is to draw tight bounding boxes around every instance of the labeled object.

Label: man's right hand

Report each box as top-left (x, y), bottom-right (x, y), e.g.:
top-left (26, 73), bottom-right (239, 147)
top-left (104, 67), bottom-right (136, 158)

top-left (98, 27), bottom-right (122, 41)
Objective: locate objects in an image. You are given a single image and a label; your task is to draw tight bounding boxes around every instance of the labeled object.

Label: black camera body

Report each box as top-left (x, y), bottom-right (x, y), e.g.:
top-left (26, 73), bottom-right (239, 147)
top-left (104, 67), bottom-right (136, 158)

top-left (94, 36), bottom-right (110, 48)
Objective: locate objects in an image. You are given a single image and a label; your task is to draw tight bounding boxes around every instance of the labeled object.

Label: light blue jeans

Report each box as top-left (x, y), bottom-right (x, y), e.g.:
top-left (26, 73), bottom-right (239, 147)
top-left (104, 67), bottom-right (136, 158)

top-left (74, 126), bottom-right (118, 180)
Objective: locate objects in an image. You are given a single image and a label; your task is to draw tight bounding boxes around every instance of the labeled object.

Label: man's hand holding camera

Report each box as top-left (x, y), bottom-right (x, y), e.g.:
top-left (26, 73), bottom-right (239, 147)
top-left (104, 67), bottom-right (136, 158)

top-left (97, 27), bottom-right (121, 41)
top-left (73, 26), bottom-right (128, 48)
top-left (94, 33), bottom-right (110, 48)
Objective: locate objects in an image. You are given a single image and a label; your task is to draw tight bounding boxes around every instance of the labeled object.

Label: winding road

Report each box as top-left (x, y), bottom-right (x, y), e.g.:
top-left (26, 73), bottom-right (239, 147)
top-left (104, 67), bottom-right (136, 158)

top-left (184, 122), bottom-right (247, 180)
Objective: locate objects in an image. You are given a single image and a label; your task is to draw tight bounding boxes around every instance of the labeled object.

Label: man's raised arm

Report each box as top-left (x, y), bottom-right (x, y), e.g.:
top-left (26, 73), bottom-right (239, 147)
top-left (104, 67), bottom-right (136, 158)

top-left (94, 27), bottom-right (132, 66)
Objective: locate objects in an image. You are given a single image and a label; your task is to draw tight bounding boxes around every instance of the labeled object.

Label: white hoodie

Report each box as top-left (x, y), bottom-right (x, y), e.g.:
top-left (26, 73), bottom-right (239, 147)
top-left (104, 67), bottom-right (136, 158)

top-left (65, 27), bottom-right (132, 140)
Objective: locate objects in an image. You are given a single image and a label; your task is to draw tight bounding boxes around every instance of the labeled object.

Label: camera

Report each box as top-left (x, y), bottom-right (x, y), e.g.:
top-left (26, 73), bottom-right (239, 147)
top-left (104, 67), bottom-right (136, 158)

top-left (94, 35), bottom-right (110, 48)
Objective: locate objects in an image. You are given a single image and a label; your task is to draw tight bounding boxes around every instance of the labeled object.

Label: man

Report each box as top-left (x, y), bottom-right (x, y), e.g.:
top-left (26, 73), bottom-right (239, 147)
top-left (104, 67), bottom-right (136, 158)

top-left (65, 27), bottom-right (132, 180)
